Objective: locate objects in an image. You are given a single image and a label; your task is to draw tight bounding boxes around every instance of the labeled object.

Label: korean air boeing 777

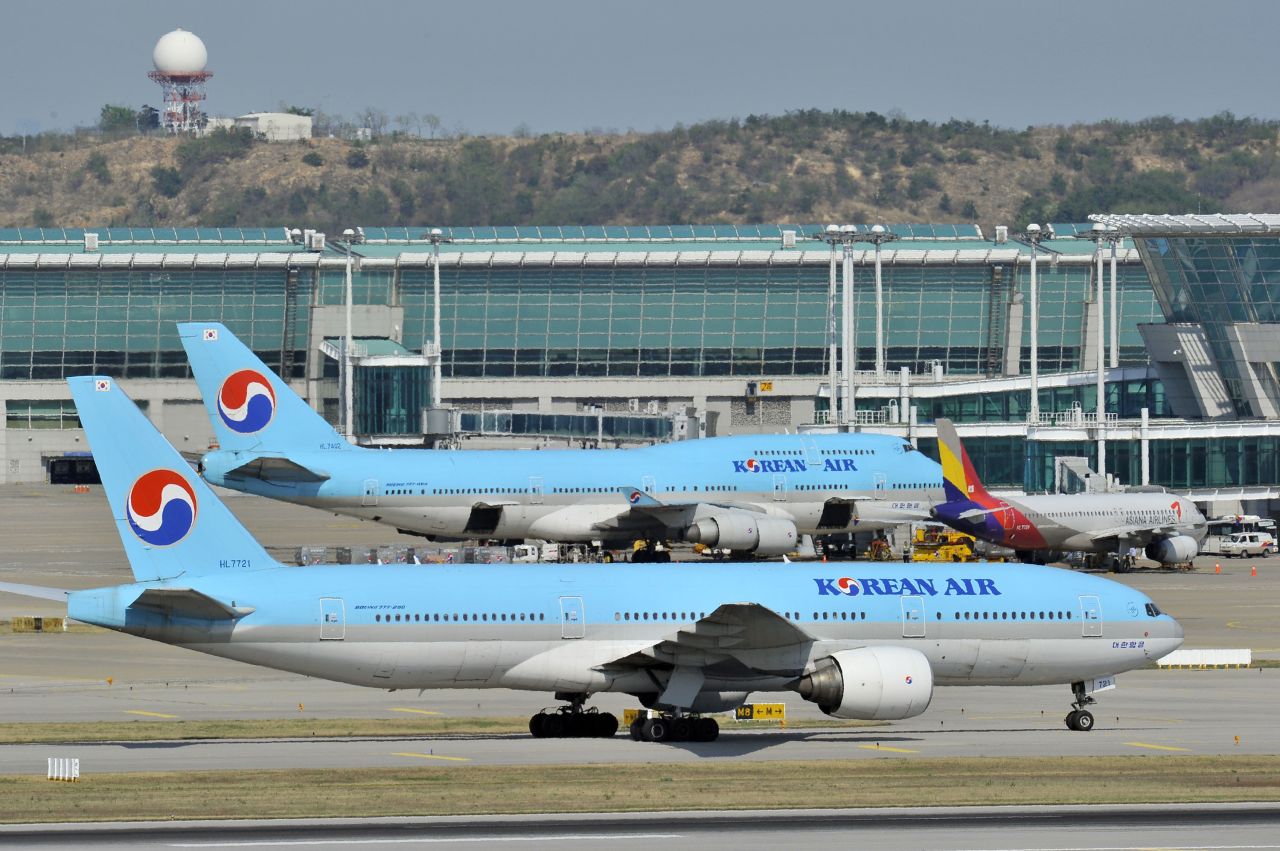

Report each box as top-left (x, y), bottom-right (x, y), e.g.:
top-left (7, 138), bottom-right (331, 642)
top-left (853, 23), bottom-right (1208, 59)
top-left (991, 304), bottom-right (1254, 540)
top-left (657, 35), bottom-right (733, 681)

top-left (176, 323), bottom-right (944, 558)
top-left (0, 377), bottom-right (1184, 740)
top-left (932, 418), bottom-right (1207, 567)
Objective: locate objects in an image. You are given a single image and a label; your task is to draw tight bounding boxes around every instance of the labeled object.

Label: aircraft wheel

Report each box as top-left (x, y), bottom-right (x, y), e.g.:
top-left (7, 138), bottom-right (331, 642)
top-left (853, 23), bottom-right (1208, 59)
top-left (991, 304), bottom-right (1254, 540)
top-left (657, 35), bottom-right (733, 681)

top-left (1074, 710), bottom-right (1095, 731)
top-left (1064, 710), bottom-right (1079, 730)
top-left (671, 717), bottom-right (693, 741)
top-left (541, 713), bottom-right (566, 738)
top-left (629, 718), bottom-right (645, 741)
top-left (529, 713), bottom-right (546, 738)
top-left (595, 712), bottom-right (619, 738)
top-left (694, 717), bottom-right (720, 742)
top-left (644, 718), bottom-right (670, 742)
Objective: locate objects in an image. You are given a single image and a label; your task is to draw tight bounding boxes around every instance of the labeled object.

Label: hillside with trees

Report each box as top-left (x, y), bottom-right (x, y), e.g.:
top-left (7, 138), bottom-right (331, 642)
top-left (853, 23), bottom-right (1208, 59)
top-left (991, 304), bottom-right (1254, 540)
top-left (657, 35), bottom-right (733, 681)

top-left (2, 108), bottom-right (1278, 232)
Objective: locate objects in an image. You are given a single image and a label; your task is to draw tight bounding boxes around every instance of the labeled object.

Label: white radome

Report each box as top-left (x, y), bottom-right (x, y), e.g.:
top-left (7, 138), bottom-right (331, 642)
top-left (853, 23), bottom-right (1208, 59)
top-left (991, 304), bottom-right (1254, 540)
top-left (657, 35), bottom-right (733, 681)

top-left (152, 28), bottom-right (208, 75)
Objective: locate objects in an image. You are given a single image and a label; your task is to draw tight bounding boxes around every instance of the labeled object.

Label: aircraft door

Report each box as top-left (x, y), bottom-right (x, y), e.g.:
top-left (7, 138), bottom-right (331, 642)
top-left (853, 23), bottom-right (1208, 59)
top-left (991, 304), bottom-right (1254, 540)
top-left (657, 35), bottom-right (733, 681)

top-left (319, 597), bottom-right (345, 640)
top-left (1079, 595), bottom-right (1103, 637)
top-left (559, 596), bottom-right (585, 639)
top-left (642, 475), bottom-right (656, 493)
top-left (773, 474), bottom-right (787, 501)
top-left (873, 472), bottom-right (887, 497)
top-left (362, 479), bottom-right (378, 507)
top-left (529, 476), bottom-right (544, 504)
top-left (901, 595), bottom-right (926, 637)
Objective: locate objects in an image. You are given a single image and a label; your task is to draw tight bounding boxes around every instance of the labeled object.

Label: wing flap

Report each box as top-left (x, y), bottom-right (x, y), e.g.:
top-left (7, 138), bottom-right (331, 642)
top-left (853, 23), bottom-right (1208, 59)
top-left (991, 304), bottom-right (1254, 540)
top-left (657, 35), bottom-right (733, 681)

top-left (600, 602), bottom-right (814, 672)
top-left (132, 588), bottom-right (255, 620)
top-left (226, 456), bottom-right (330, 483)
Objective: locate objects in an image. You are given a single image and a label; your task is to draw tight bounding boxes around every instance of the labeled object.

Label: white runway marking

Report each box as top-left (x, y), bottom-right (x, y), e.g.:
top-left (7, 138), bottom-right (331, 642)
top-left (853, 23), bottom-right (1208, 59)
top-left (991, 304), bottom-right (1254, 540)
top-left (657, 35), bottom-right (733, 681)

top-left (170, 834), bottom-right (683, 847)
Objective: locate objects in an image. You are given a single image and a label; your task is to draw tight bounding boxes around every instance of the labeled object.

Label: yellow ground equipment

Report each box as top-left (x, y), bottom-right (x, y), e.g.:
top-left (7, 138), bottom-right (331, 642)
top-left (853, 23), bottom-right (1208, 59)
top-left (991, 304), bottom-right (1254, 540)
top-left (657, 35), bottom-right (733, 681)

top-left (911, 525), bottom-right (979, 562)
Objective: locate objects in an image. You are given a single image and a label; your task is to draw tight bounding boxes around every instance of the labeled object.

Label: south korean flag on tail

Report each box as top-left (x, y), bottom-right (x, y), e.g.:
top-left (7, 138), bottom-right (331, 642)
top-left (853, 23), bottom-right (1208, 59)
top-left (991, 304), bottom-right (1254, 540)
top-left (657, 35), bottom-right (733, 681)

top-left (94, 379), bottom-right (111, 392)
top-left (203, 328), bottom-right (219, 342)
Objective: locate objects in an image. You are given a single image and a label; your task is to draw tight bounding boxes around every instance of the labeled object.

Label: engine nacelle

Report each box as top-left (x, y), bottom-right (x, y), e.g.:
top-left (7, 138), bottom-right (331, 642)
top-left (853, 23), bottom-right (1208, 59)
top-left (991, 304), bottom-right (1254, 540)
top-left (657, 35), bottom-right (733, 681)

top-left (1145, 534), bottom-right (1200, 564)
top-left (684, 512), bottom-right (797, 555)
top-left (796, 646), bottom-right (934, 720)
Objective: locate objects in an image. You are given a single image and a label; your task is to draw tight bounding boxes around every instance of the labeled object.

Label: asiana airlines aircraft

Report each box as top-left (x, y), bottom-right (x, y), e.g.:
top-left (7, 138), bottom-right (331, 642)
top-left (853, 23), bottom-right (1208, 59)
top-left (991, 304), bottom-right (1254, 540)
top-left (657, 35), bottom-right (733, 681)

top-left (177, 323), bottom-right (944, 558)
top-left (0, 376), bottom-right (1184, 742)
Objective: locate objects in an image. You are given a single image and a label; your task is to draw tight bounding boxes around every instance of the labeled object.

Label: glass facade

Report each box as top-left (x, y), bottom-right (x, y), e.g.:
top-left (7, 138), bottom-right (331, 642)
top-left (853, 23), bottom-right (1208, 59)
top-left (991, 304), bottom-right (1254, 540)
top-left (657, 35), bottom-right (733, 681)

top-left (400, 259), bottom-right (1163, 381)
top-left (354, 365), bottom-right (429, 436)
top-left (0, 268), bottom-right (311, 380)
top-left (458, 411), bottom-right (673, 441)
top-left (1140, 235), bottom-right (1280, 416)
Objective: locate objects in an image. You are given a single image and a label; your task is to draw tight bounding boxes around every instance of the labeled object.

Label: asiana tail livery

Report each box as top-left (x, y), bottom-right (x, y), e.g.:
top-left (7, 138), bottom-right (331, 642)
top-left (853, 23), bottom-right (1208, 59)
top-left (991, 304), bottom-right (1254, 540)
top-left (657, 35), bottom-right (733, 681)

top-left (932, 418), bottom-right (1207, 567)
top-left (177, 323), bottom-right (944, 558)
top-left (0, 376), bottom-right (1183, 741)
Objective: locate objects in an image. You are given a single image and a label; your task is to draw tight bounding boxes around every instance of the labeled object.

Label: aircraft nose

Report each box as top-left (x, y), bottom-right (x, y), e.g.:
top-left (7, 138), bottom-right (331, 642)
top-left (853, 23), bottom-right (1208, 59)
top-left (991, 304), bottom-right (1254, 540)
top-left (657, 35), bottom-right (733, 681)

top-left (1148, 616), bottom-right (1184, 660)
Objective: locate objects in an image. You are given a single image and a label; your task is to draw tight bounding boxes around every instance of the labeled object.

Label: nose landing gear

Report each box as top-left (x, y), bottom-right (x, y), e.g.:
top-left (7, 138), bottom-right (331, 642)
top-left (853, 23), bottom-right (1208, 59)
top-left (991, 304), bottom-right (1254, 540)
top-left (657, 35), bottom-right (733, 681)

top-left (628, 713), bottom-right (719, 742)
top-left (529, 695), bottom-right (618, 739)
top-left (1065, 681), bottom-right (1096, 731)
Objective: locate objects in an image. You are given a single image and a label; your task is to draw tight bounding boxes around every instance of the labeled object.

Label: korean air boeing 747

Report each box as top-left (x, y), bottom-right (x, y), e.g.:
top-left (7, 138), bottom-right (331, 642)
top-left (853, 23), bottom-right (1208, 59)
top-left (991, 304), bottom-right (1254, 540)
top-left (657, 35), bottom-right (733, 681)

top-left (932, 418), bottom-right (1207, 567)
top-left (0, 377), bottom-right (1184, 740)
top-left (177, 323), bottom-right (944, 558)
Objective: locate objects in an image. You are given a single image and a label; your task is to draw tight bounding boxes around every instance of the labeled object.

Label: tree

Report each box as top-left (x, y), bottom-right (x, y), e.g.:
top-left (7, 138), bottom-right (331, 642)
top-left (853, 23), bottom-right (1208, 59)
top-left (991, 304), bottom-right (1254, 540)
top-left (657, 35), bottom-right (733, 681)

top-left (151, 166), bottom-right (184, 198)
top-left (302, 151), bottom-right (324, 167)
top-left (99, 104), bottom-right (137, 135)
top-left (86, 152), bottom-right (112, 185)
top-left (284, 105), bottom-right (314, 116)
top-left (423, 114), bottom-right (442, 139)
top-left (346, 147), bottom-right (370, 169)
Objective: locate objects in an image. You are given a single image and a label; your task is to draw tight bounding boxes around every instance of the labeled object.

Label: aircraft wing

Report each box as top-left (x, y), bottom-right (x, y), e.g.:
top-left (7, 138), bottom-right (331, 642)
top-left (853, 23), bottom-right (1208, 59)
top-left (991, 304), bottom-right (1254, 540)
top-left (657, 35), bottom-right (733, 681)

top-left (0, 581), bottom-right (70, 602)
top-left (592, 486), bottom-right (758, 533)
top-left (131, 588), bottom-right (255, 620)
top-left (599, 603), bottom-right (815, 673)
top-left (224, 455), bottom-right (331, 484)
top-left (1088, 524), bottom-right (1180, 546)
top-left (955, 505), bottom-right (1010, 521)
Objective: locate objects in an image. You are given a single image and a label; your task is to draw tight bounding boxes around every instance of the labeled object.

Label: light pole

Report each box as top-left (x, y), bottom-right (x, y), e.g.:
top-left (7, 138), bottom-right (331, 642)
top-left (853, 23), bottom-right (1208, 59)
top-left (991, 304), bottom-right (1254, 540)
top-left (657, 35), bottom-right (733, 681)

top-left (840, 225), bottom-right (856, 423)
top-left (1025, 224), bottom-right (1045, 422)
top-left (1089, 223), bottom-right (1106, 477)
top-left (853, 224), bottom-right (900, 379)
top-left (340, 227), bottom-right (357, 443)
top-left (813, 224), bottom-right (852, 424)
top-left (424, 227), bottom-right (452, 408)
top-left (1106, 226), bottom-right (1122, 369)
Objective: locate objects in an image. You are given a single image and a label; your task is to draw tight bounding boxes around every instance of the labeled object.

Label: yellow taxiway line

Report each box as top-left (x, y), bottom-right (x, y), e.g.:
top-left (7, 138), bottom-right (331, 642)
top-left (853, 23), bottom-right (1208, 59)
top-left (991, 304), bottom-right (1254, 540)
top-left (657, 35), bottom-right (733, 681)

top-left (390, 707), bottom-right (444, 716)
top-left (858, 744), bottom-right (918, 754)
top-left (124, 710), bottom-right (179, 719)
top-left (1125, 741), bottom-right (1191, 752)
top-left (390, 752), bottom-right (470, 762)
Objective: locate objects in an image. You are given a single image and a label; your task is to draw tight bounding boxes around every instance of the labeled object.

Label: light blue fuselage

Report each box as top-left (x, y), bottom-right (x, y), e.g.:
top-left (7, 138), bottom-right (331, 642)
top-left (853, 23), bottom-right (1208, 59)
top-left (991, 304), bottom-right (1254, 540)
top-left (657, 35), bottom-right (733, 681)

top-left (68, 561), bottom-right (1182, 700)
top-left (202, 433), bottom-right (944, 542)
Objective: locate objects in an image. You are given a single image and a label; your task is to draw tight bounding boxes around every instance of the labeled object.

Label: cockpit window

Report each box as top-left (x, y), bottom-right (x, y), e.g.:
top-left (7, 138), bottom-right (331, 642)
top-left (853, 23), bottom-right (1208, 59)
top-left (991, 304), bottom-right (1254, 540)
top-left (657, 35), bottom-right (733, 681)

top-left (1145, 603), bottom-right (1162, 617)
top-left (902, 442), bottom-right (916, 453)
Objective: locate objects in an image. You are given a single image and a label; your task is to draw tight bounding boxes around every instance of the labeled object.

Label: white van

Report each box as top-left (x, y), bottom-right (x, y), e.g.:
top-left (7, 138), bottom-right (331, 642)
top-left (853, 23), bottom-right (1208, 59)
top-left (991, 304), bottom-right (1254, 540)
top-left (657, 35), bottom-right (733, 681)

top-left (1220, 532), bottom-right (1278, 558)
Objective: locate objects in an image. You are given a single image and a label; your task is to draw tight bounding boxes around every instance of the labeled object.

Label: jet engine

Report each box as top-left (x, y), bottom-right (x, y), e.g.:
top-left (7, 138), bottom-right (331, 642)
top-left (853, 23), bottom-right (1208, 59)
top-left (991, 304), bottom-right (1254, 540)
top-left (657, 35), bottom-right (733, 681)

top-left (795, 646), bottom-right (934, 720)
top-left (684, 511), bottom-right (797, 555)
top-left (1145, 535), bottom-right (1200, 564)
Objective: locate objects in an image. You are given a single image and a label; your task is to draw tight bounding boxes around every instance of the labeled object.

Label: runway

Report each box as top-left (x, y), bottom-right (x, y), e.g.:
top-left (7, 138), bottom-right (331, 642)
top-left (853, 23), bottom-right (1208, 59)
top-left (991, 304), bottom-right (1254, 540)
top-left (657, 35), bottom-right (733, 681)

top-left (2, 485), bottom-right (1278, 772)
top-left (2, 668), bottom-right (1277, 773)
top-left (4, 804), bottom-right (1280, 850)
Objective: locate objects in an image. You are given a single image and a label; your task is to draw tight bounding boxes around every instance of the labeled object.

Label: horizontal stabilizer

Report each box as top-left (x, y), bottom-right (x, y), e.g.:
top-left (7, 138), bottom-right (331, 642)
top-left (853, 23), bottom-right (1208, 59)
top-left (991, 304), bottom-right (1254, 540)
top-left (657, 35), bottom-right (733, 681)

top-left (0, 581), bottom-right (70, 602)
top-left (616, 486), bottom-right (662, 507)
top-left (132, 588), bottom-right (254, 620)
top-left (227, 455), bottom-right (331, 483)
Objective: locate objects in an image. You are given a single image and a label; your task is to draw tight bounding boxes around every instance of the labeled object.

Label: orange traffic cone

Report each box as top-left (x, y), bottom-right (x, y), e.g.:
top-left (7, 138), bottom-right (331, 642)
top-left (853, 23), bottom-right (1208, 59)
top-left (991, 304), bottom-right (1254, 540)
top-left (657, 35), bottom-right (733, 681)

top-left (1251, 565), bottom-right (1257, 577)
top-left (1215, 563), bottom-right (1222, 574)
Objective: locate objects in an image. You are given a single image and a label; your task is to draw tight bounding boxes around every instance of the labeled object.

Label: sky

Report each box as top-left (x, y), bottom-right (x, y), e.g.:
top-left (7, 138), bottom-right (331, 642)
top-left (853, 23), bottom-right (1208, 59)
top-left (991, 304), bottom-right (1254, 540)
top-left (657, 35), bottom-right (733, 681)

top-left (2, 0), bottom-right (1276, 137)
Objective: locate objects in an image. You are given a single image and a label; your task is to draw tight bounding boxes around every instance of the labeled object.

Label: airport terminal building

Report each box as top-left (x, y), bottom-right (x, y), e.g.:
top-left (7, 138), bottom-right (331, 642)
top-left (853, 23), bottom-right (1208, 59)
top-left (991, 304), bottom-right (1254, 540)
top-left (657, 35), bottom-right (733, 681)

top-left (3, 216), bottom-right (1280, 515)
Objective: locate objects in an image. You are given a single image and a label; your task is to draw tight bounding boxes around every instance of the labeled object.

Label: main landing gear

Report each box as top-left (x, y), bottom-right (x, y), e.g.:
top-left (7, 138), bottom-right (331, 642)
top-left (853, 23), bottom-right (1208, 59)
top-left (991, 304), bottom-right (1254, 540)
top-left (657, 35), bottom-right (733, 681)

top-left (1065, 681), bottom-right (1096, 732)
top-left (628, 713), bottom-right (720, 743)
top-left (529, 695), bottom-right (618, 739)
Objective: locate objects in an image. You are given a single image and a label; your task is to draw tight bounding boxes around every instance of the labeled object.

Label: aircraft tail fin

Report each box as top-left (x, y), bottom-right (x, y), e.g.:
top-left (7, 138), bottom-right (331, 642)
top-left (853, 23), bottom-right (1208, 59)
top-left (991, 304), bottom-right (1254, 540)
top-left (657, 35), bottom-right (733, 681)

top-left (68, 376), bottom-right (275, 582)
top-left (935, 418), bottom-right (992, 504)
top-left (177, 322), bottom-right (351, 452)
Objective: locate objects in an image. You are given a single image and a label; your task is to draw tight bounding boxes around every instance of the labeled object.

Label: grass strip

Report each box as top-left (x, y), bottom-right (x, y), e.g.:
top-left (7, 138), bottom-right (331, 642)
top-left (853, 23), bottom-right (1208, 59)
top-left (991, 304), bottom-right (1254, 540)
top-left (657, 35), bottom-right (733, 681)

top-left (0, 716), bottom-right (874, 744)
top-left (2, 756), bottom-right (1278, 823)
